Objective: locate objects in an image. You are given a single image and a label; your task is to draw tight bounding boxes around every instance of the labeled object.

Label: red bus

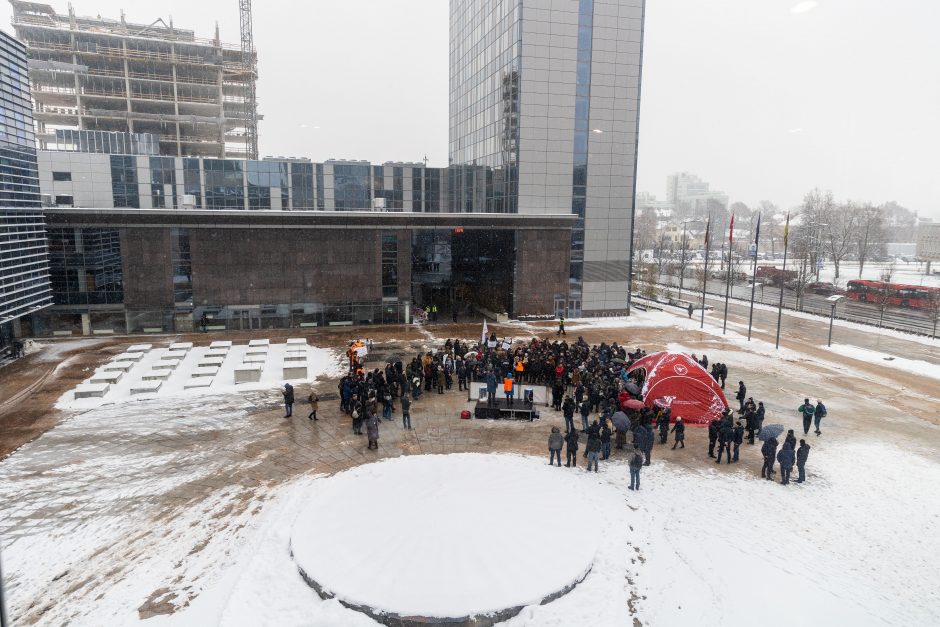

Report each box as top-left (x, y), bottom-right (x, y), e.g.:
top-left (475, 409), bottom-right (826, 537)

top-left (845, 280), bottom-right (940, 309)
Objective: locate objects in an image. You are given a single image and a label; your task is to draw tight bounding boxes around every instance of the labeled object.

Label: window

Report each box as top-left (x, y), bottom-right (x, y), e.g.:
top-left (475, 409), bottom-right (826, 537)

top-left (381, 232), bottom-right (399, 299)
top-left (54, 195), bottom-right (73, 206)
top-left (52, 171), bottom-right (71, 181)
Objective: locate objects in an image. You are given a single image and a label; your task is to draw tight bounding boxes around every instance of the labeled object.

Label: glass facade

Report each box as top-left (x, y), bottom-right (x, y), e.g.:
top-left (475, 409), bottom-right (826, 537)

top-left (569, 0), bottom-right (595, 297)
top-left (332, 163), bottom-right (370, 210)
top-left (47, 227), bottom-right (123, 305)
top-left (247, 160), bottom-right (288, 209)
top-left (381, 232), bottom-right (398, 299)
top-left (110, 155), bottom-right (139, 208)
top-left (291, 162), bottom-right (314, 209)
top-left (449, 0), bottom-right (521, 213)
top-left (204, 159), bottom-right (244, 209)
top-left (183, 158), bottom-right (202, 208)
top-left (170, 227), bottom-right (192, 305)
top-left (53, 130), bottom-right (159, 155)
top-left (0, 31), bottom-right (51, 331)
top-left (149, 156), bottom-right (177, 209)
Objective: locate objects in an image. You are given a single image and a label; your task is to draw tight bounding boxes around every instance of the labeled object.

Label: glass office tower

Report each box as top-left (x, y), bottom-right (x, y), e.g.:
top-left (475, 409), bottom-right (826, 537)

top-left (0, 30), bottom-right (51, 345)
top-left (449, 0), bottom-right (645, 315)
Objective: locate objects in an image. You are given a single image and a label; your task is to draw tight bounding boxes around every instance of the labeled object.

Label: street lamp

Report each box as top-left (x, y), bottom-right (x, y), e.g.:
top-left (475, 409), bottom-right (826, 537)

top-left (826, 294), bottom-right (844, 347)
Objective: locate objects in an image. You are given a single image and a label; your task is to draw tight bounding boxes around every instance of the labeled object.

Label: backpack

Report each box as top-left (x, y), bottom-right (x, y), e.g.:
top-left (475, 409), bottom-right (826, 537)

top-left (632, 451), bottom-right (644, 467)
top-left (352, 408), bottom-right (359, 419)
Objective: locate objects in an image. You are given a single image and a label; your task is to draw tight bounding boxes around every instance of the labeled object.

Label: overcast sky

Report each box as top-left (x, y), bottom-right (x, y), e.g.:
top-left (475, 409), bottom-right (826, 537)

top-left (3, 0), bottom-right (937, 218)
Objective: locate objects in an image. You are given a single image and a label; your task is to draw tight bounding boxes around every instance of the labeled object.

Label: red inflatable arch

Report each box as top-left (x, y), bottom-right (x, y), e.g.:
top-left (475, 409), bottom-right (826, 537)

top-left (627, 352), bottom-right (729, 425)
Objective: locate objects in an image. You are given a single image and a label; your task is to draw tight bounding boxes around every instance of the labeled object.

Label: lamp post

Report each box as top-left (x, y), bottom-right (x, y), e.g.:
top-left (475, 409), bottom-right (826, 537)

top-left (826, 295), bottom-right (844, 347)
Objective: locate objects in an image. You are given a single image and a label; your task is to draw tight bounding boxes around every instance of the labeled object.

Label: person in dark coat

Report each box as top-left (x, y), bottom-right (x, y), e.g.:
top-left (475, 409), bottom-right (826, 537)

top-left (687, 303), bottom-right (694, 318)
top-left (761, 436), bottom-right (778, 480)
top-left (719, 363), bottom-right (728, 389)
top-left (579, 399), bottom-right (591, 434)
top-left (784, 428), bottom-right (797, 453)
top-left (707, 419), bottom-right (720, 458)
top-left (600, 420), bottom-right (612, 460)
top-left (777, 442), bottom-right (795, 485)
top-left (716, 421), bottom-right (733, 464)
top-left (282, 383), bottom-right (295, 417)
top-left (732, 421), bottom-right (744, 462)
top-left (366, 411), bottom-right (380, 450)
top-left (562, 396), bottom-right (577, 433)
top-left (612, 410), bottom-right (629, 449)
top-left (548, 426), bottom-right (564, 466)
top-left (744, 408), bottom-right (757, 444)
top-left (796, 439), bottom-right (811, 483)
top-left (656, 409), bottom-right (670, 444)
top-left (756, 401), bottom-right (766, 434)
top-left (564, 428), bottom-right (580, 467)
top-left (586, 426), bottom-right (602, 472)
top-left (486, 371), bottom-right (498, 406)
top-left (628, 444), bottom-right (644, 490)
top-left (798, 398), bottom-right (815, 435)
top-left (635, 423), bottom-right (653, 465)
top-left (351, 396), bottom-right (364, 434)
top-left (401, 394), bottom-right (412, 430)
top-left (670, 417), bottom-right (685, 449)
top-left (736, 381), bottom-right (747, 413)
top-left (813, 400), bottom-right (827, 436)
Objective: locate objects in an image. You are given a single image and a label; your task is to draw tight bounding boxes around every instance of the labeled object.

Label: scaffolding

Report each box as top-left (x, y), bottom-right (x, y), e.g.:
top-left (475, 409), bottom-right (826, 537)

top-left (9, 0), bottom-right (260, 159)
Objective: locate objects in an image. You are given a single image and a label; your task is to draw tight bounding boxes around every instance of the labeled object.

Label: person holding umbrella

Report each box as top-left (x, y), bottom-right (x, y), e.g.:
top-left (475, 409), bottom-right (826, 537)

top-left (670, 416), bottom-right (685, 449)
top-left (612, 409), bottom-right (630, 449)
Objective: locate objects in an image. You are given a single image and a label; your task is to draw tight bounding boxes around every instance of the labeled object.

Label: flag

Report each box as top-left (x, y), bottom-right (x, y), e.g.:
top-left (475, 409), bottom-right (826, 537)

top-left (754, 213), bottom-right (761, 245)
top-left (783, 212), bottom-right (790, 246)
top-left (729, 213), bottom-right (735, 245)
top-left (482, 318), bottom-right (489, 345)
top-left (704, 216), bottom-right (711, 249)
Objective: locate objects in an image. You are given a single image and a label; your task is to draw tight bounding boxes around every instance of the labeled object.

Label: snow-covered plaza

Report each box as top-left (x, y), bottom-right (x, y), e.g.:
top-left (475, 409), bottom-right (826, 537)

top-left (1, 300), bottom-right (938, 626)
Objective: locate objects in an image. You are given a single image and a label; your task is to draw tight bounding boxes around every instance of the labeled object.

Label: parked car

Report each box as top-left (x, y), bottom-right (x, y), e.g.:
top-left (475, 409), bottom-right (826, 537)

top-left (807, 282), bottom-right (845, 296)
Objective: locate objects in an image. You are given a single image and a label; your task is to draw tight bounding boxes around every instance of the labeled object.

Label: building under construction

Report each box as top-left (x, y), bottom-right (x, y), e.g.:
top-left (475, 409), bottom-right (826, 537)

top-left (9, 0), bottom-right (259, 159)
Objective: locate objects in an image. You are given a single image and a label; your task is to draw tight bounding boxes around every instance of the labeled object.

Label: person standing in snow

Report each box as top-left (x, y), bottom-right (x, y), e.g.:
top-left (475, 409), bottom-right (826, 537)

top-left (736, 381), bottom-right (747, 413)
top-left (670, 417), bottom-right (685, 449)
top-left (796, 439), bottom-right (811, 483)
top-left (548, 426), bottom-right (564, 466)
top-left (813, 400), bottom-right (827, 436)
top-left (401, 394), bottom-right (412, 430)
top-left (761, 436), bottom-right (778, 480)
top-left (784, 428), bottom-right (797, 453)
top-left (600, 419), bottom-right (612, 460)
top-left (564, 427), bottom-right (580, 468)
top-left (798, 398), bottom-right (815, 435)
top-left (777, 442), bottom-right (795, 485)
top-left (719, 363), bottom-right (728, 389)
top-left (635, 422), bottom-right (653, 466)
top-left (732, 421), bottom-right (744, 462)
top-left (366, 410), bottom-right (380, 450)
top-left (586, 424), bottom-right (602, 472)
top-left (557, 316), bottom-right (566, 337)
top-left (485, 370), bottom-right (498, 407)
top-left (716, 420), bottom-right (734, 464)
top-left (656, 409), bottom-right (670, 444)
top-left (708, 419), bottom-right (720, 458)
top-left (282, 383), bottom-right (295, 418)
top-left (628, 443), bottom-right (644, 490)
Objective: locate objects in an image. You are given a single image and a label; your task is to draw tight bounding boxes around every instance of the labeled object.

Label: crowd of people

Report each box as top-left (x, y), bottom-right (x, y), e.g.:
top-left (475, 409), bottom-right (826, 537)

top-left (285, 334), bottom-right (822, 487)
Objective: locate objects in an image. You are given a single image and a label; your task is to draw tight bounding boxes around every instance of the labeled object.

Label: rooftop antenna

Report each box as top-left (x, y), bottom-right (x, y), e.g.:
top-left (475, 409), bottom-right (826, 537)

top-left (239, 0), bottom-right (259, 160)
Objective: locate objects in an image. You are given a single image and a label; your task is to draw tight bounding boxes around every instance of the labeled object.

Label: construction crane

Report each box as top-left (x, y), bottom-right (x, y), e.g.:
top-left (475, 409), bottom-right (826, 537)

top-left (239, 0), bottom-right (259, 160)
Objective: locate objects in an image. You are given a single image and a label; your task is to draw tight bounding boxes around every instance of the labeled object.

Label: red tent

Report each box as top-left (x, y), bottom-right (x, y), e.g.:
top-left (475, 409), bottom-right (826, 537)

top-left (627, 352), bottom-right (729, 425)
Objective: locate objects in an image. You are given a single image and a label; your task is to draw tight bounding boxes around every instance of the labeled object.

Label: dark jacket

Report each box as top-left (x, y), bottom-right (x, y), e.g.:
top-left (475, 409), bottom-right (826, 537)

top-left (736, 384), bottom-right (746, 401)
top-left (777, 444), bottom-right (795, 468)
top-left (366, 414), bottom-right (380, 439)
top-left (548, 427), bottom-right (564, 451)
top-left (708, 420), bottom-right (720, 441)
top-left (670, 421), bottom-right (685, 438)
top-left (600, 424), bottom-right (612, 443)
top-left (565, 429), bottom-right (580, 452)
top-left (401, 396), bottom-right (411, 412)
top-left (797, 442), bottom-right (811, 465)
top-left (562, 397), bottom-right (576, 418)
top-left (732, 425), bottom-right (745, 444)
top-left (634, 424), bottom-right (653, 452)
top-left (814, 403), bottom-right (827, 419)
top-left (799, 403), bottom-right (815, 419)
top-left (761, 437), bottom-right (779, 459)
top-left (656, 413), bottom-right (670, 432)
top-left (283, 384), bottom-right (294, 404)
top-left (785, 432), bottom-right (797, 452)
top-left (629, 447), bottom-right (645, 469)
top-left (580, 399), bottom-right (592, 417)
top-left (718, 424), bottom-right (734, 444)
top-left (586, 434), bottom-right (602, 454)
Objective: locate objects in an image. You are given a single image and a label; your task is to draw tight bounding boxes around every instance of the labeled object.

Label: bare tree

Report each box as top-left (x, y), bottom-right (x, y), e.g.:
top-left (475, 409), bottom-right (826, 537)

top-left (877, 264), bottom-right (895, 328)
top-left (856, 203), bottom-right (884, 278)
top-left (824, 204), bottom-right (859, 280)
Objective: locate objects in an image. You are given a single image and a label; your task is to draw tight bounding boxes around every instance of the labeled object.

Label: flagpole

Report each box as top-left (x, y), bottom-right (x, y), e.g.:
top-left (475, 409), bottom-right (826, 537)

top-left (700, 215), bottom-right (711, 329)
top-left (775, 213), bottom-right (790, 349)
top-left (747, 213), bottom-right (761, 341)
top-left (722, 214), bottom-right (734, 334)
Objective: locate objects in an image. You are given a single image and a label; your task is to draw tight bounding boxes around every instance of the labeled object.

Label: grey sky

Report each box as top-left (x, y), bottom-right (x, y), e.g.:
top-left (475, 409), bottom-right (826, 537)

top-left (3, 0), bottom-right (937, 218)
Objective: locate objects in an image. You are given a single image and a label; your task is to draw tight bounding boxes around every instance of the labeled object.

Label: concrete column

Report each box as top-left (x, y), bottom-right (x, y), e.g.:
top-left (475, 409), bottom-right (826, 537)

top-left (81, 313), bottom-right (91, 336)
top-left (122, 39), bottom-right (133, 134)
top-left (171, 44), bottom-right (182, 156)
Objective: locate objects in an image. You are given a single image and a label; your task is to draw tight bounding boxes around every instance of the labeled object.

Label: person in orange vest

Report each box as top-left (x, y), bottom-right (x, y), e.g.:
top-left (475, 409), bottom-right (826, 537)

top-left (503, 372), bottom-right (515, 406)
top-left (514, 358), bottom-right (524, 384)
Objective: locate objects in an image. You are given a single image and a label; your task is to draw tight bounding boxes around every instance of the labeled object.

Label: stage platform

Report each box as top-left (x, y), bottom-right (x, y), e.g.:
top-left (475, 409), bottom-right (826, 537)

top-left (473, 399), bottom-right (540, 421)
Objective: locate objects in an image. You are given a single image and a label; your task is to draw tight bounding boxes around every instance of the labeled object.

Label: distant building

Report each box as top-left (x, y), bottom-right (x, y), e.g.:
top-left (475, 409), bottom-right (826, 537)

top-left (0, 30), bottom-right (52, 347)
top-left (666, 171), bottom-right (728, 214)
top-left (916, 221), bottom-right (940, 272)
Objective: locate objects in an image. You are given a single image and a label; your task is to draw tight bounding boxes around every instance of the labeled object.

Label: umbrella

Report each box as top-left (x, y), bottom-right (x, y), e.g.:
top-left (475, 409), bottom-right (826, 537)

top-left (464, 351), bottom-right (478, 360)
top-left (623, 398), bottom-right (645, 410)
top-left (611, 357), bottom-right (625, 365)
top-left (611, 411), bottom-right (631, 431)
top-left (624, 381), bottom-right (641, 395)
top-left (653, 397), bottom-right (672, 409)
top-left (757, 424), bottom-right (785, 441)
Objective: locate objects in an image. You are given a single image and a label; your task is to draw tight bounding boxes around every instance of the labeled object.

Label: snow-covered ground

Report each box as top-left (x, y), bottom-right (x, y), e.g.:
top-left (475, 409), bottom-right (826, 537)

top-left (824, 344), bottom-right (940, 381)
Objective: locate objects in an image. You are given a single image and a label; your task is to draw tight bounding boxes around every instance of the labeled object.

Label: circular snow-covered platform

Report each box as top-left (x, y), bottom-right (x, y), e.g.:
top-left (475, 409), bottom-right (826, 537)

top-left (290, 454), bottom-right (597, 626)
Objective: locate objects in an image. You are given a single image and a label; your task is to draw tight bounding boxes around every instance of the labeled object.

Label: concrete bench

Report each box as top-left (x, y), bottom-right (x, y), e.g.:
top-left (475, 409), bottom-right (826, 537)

top-left (246, 346), bottom-right (268, 356)
top-left (127, 344), bottom-right (153, 353)
top-left (299, 322), bottom-right (318, 328)
top-left (248, 339), bottom-right (270, 347)
top-left (74, 383), bottom-right (110, 398)
top-left (154, 359), bottom-right (181, 370)
top-left (205, 324), bottom-right (226, 331)
top-left (53, 330), bottom-right (74, 336)
top-left (286, 338), bottom-right (308, 346)
top-left (142, 327), bottom-right (163, 333)
top-left (92, 329), bottom-right (115, 335)
top-left (142, 369), bottom-right (173, 381)
top-left (184, 378), bottom-right (213, 390)
top-left (283, 365), bottom-right (308, 380)
top-left (90, 371), bottom-right (123, 385)
top-left (328, 321), bottom-right (353, 326)
top-left (191, 366), bottom-right (219, 378)
top-left (103, 360), bottom-right (135, 372)
top-left (284, 354), bottom-right (307, 364)
top-left (243, 354), bottom-right (266, 364)
top-left (210, 340), bottom-right (233, 349)
top-left (115, 351), bottom-right (145, 362)
top-left (163, 350), bottom-right (188, 360)
top-left (234, 365), bottom-right (263, 383)
top-left (168, 342), bottom-right (193, 352)
top-left (198, 357), bottom-right (225, 368)
top-left (130, 380), bottom-right (162, 395)
top-left (204, 349), bottom-right (228, 359)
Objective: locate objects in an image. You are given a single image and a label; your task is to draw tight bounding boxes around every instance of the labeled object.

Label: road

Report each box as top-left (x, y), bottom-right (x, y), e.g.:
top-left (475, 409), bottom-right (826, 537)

top-left (658, 274), bottom-right (938, 337)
